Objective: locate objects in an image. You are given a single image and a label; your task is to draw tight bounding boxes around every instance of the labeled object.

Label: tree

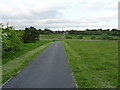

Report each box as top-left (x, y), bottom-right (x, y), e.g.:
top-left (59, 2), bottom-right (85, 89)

top-left (43, 28), bottom-right (53, 34)
top-left (23, 27), bottom-right (39, 43)
top-left (2, 27), bottom-right (22, 52)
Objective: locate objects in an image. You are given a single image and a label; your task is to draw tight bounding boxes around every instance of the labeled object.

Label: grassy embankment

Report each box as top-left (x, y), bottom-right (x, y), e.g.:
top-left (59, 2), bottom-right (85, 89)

top-left (63, 40), bottom-right (118, 88)
top-left (3, 40), bottom-right (51, 64)
top-left (2, 40), bottom-right (52, 84)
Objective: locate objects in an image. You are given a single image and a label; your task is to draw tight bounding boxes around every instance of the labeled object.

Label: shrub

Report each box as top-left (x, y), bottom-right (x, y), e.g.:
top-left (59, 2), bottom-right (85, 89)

top-left (23, 27), bottom-right (39, 43)
top-left (108, 36), bottom-right (118, 40)
top-left (97, 34), bottom-right (118, 40)
top-left (99, 34), bottom-right (109, 40)
top-left (77, 36), bottom-right (83, 39)
top-left (66, 36), bottom-right (72, 39)
top-left (91, 36), bottom-right (96, 40)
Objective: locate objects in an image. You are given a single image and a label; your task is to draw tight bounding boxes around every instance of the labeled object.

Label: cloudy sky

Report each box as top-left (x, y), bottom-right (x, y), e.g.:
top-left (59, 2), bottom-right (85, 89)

top-left (0, 0), bottom-right (118, 30)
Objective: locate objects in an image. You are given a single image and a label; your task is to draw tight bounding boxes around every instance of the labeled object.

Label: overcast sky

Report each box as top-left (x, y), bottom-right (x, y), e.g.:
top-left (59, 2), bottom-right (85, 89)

top-left (0, 0), bottom-right (118, 30)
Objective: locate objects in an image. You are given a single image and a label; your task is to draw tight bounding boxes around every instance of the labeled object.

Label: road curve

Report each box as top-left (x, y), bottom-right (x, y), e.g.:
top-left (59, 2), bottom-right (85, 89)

top-left (3, 41), bottom-right (76, 88)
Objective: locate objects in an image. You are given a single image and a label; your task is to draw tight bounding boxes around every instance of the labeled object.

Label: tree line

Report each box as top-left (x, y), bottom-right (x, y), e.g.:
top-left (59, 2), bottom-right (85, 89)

top-left (20, 28), bottom-right (120, 36)
top-left (67, 29), bottom-right (119, 36)
top-left (1, 24), bottom-right (119, 53)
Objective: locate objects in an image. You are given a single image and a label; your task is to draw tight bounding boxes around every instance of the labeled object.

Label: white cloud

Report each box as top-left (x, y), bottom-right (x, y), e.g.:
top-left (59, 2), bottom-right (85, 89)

top-left (0, 0), bottom-right (118, 30)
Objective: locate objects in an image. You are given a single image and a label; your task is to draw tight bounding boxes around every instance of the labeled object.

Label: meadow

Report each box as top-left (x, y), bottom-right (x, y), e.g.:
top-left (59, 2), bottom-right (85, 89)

top-left (38, 34), bottom-right (119, 40)
top-left (63, 40), bottom-right (118, 88)
top-left (39, 34), bottom-right (63, 39)
top-left (64, 34), bottom-right (119, 40)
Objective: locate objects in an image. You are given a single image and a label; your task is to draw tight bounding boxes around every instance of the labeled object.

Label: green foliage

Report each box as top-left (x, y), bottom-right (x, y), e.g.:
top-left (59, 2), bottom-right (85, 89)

top-left (65, 36), bottom-right (72, 39)
top-left (91, 36), bottom-right (96, 40)
top-left (23, 27), bottom-right (39, 43)
top-left (2, 27), bottom-right (23, 52)
top-left (97, 34), bottom-right (118, 40)
top-left (3, 40), bottom-right (51, 64)
top-left (66, 29), bottom-right (119, 36)
top-left (77, 35), bottom-right (83, 39)
top-left (43, 28), bottom-right (53, 34)
top-left (98, 33), bottom-right (109, 40)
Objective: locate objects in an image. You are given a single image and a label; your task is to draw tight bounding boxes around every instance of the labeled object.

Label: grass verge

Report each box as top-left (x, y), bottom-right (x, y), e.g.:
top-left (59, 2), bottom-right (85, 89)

top-left (2, 42), bottom-right (52, 84)
top-left (63, 40), bottom-right (118, 88)
top-left (3, 40), bottom-right (51, 64)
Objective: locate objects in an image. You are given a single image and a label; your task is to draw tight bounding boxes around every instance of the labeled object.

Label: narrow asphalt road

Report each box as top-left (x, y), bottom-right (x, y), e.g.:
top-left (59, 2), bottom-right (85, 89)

top-left (3, 41), bottom-right (76, 88)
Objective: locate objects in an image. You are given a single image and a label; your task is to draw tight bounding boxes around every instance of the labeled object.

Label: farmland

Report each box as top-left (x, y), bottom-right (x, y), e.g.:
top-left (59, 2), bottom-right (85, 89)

top-left (63, 40), bottom-right (118, 88)
top-left (64, 34), bottom-right (119, 40)
top-left (38, 34), bottom-right (119, 40)
top-left (39, 34), bottom-right (63, 39)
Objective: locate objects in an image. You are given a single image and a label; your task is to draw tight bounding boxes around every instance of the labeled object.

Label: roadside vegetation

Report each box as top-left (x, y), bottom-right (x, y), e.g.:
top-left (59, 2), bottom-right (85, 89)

top-left (3, 40), bottom-right (51, 64)
top-left (1, 25), bottom-right (52, 85)
top-left (63, 40), bottom-right (118, 88)
top-left (3, 42), bottom-right (51, 84)
top-left (1, 23), bottom-right (119, 87)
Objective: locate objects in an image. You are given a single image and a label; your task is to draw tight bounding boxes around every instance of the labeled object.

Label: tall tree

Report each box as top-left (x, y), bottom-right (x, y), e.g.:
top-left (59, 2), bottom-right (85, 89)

top-left (23, 27), bottom-right (39, 43)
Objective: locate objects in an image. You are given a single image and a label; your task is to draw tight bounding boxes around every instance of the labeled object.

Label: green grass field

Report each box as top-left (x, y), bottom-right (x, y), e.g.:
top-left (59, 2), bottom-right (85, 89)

top-left (65, 34), bottom-right (118, 40)
top-left (2, 40), bottom-right (52, 85)
top-left (39, 34), bottom-right (63, 39)
top-left (63, 40), bottom-right (118, 88)
top-left (38, 34), bottom-right (118, 40)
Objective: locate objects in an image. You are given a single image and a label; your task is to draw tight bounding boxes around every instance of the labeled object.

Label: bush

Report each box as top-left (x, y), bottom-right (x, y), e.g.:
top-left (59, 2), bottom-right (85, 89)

top-left (2, 28), bottom-right (23, 52)
top-left (23, 27), bottom-right (39, 43)
top-left (91, 36), bottom-right (96, 40)
top-left (99, 34), bottom-right (109, 40)
top-left (97, 34), bottom-right (118, 40)
top-left (77, 36), bottom-right (83, 39)
top-left (66, 36), bottom-right (72, 39)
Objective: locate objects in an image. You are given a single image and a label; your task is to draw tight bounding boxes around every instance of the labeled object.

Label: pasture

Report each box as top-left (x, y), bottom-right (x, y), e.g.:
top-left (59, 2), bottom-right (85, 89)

top-left (63, 40), bottom-right (118, 88)
top-left (39, 34), bottom-right (63, 39)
